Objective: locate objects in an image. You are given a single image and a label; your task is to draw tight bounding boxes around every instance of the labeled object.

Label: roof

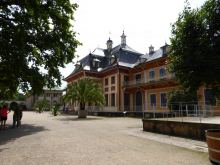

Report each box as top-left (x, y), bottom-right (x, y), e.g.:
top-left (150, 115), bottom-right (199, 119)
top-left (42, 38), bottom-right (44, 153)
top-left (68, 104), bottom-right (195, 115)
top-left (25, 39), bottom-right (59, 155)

top-left (64, 35), bottom-right (169, 81)
top-left (75, 44), bottom-right (143, 72)
top-left (43, 87), bottom-right (63, 91)
top-left (134, 45), bottom-right (169, 67)
top-left (92, 48), bottom-right (105, 56)
top-left (112, 44), bottom-right (142, 55)
top-left (142, 48), bottom-right (163, 62)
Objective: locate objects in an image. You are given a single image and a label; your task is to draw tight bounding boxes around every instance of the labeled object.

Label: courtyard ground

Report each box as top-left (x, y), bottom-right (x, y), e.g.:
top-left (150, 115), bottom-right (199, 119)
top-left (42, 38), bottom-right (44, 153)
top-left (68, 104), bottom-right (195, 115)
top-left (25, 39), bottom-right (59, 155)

top-left (0, 112), bottom-right (210, 165)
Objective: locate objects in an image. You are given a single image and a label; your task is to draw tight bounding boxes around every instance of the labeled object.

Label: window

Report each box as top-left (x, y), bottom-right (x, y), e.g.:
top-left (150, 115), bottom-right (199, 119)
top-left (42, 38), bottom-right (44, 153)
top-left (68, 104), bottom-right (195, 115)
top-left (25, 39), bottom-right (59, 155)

top-left (205, 89), bottom-right (216, 105)
top-left (149, 70), bottom-right (155, 79)
top-left (105, 94), bottom-right (108, 106)
top-left (105, 78), bottom-right (108, 86)
top-left (135, 74), bottom-right (142, 83)
top-left (159, 68), bottom-right (166, 77)
top-left (111, 76), bottom-right (115, 84)
top-left (160, 93), bottom-right (167, 107)
top-left (124, 75), bottom-right (129, 82)
top-left (124, 75), bottom-right (129, 85)
top-left (111, 86), bottom-right (115, 91)
top-left (92, 58), bottom-right (100, 68)
top-left (111, 93), bottom-right (115, 106)
top-left (150, 94), bottom-right (156, 107)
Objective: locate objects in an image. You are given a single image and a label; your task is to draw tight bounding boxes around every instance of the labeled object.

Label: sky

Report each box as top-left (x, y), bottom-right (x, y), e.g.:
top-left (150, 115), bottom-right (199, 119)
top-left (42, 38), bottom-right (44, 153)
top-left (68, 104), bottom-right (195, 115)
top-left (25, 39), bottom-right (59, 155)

top-left (60, 0), bottom-right (206, 88)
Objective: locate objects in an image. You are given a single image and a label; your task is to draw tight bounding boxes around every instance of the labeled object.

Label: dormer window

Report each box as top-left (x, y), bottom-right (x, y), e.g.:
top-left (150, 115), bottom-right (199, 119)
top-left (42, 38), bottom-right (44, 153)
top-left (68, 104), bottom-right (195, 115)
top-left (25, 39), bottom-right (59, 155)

top-left (110, 55), bottom-right (116, 64)
top-left (161, 43), bottom-right (169, 56)
top-left (75, 61), bottom-right (81, 69)
top-left (92, 58), bottom-right (100, 68)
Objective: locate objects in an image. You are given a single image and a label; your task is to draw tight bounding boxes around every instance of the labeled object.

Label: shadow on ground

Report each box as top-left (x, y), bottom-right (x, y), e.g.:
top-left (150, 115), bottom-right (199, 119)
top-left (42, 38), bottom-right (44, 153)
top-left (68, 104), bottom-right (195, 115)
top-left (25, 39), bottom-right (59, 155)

top-left (55, 116), bottom-right (103, 122)
top-left (0, 124), bottom-right (48, 147)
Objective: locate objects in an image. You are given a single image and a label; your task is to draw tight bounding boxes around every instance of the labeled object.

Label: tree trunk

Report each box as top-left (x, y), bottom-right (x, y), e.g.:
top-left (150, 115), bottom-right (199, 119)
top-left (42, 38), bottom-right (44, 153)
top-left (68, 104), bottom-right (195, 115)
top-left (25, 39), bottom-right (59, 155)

top-left (80, 102), bottom-right (85, 110)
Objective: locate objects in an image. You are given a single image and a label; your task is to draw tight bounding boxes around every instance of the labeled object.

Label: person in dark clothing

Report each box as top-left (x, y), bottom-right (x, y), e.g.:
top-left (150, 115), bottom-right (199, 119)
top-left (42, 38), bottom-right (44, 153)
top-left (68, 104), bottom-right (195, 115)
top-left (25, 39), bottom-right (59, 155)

top-left (10, 102), bottom-right (23, 128)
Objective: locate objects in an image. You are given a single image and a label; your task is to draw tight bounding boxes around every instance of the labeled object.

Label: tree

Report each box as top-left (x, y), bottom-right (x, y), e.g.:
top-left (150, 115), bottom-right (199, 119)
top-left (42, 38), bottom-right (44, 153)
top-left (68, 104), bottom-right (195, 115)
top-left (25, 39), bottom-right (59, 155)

top-left (169, 0), bottom-right (220, 98)
top-left (13, 92), bottom-right (26, 101)
top-left (34, 99), bottom-right (50, 113)
top-left (64, 78), bottom-right (105, 118)
top-left (167, 90), bottom-right (198, 111)
top-left (0, 0), bottom-right (80, 98)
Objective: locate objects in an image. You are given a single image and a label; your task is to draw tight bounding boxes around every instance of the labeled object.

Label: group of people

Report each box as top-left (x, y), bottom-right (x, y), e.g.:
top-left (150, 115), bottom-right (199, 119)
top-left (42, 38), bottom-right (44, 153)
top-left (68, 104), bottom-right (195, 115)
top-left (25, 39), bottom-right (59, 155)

top-left (0, 102), bottom-right (23, 130)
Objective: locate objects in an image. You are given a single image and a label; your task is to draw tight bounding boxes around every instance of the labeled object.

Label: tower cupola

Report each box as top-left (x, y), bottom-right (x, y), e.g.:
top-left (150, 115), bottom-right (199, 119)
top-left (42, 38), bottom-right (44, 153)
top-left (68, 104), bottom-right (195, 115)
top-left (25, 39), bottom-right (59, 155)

top-left (149, 45), bottom-right (154, 55)
top-left (106, 37), bottom-right (113, 51)
top-left (120, 31), bottom-right (126, 48)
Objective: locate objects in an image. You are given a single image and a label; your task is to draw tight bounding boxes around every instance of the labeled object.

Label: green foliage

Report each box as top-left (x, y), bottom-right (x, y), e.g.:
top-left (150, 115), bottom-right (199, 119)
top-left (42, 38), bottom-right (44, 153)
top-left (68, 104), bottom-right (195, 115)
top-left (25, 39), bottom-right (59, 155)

top-left (169, 0), bottom-right (220, 96)
top-left (0, 0), bottom-right (81, 98)
top-left (34, 99), bottom-right (50, 113)
top-left (51, 103), bottom-right (60, 116)
top-left (168, 90), bottom-right (198, 111)
top-left (64, 78), bottom-right (105, 110)
top-left (12, 93), bottom-right (27, 101)
top-left (0, 101), bottom-right (6, 109)
top-left (168, 90), bottom-right (197, 105)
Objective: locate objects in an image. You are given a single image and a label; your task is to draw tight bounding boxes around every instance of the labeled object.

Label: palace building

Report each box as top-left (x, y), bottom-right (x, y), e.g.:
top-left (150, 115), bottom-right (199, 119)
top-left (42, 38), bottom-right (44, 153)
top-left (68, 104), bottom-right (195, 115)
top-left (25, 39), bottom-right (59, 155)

top-left (64, 31), bottom-right (219, 114)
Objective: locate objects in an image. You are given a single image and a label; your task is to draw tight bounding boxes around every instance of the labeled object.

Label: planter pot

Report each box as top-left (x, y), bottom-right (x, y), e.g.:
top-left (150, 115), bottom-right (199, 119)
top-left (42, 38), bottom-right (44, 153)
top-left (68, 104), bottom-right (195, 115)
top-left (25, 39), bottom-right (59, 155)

top-left (206, 129), bottom-right (220, 164)
top-left (78, 110), bottom-right (87, 118)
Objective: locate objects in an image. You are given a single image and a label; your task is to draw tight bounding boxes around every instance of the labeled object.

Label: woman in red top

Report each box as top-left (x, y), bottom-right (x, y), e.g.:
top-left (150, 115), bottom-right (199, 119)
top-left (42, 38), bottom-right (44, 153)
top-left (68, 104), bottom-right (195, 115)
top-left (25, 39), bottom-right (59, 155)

top-left (0, 104), bottom-right (9, 130)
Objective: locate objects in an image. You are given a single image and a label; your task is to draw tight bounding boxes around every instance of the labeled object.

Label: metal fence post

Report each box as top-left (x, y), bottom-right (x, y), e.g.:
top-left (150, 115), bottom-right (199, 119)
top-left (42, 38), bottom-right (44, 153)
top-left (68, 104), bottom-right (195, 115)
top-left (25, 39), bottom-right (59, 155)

top-left (180, 103), bottom-right (183, 122)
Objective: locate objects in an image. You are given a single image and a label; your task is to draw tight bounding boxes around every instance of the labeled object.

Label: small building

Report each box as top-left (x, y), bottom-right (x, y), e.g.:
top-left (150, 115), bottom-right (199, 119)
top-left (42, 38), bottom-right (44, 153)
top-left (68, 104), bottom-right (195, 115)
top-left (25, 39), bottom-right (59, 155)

top-left (25, 87), bottom-right (63, 110)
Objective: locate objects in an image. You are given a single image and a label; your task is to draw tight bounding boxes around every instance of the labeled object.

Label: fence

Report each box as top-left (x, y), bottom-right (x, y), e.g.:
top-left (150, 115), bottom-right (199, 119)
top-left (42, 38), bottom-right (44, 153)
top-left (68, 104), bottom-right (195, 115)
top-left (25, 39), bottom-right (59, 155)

top-left (142, 102), bottom-right (219, 123)
top-left (85, 101), bottom-right (219, 123)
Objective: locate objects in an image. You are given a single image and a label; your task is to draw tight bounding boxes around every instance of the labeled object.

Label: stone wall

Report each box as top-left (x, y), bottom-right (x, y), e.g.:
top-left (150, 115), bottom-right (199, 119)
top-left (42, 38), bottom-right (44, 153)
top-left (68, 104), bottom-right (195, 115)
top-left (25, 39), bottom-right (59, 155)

top-left (142, 119), bottom-right (220, 140)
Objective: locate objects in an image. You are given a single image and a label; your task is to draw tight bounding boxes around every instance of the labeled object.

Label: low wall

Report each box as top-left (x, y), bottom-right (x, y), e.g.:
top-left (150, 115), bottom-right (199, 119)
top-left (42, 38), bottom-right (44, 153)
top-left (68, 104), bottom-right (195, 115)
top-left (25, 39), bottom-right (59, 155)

top-left (88, 111), bottom-right (144, 117)
top-left (142, 119), bottom-right (220, 140)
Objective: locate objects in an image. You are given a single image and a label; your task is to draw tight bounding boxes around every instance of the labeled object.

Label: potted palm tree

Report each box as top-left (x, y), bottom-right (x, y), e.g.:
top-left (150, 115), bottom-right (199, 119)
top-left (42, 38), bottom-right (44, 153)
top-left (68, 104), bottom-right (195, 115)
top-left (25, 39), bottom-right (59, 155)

top-left (64, 78), bottom-right (105, 118)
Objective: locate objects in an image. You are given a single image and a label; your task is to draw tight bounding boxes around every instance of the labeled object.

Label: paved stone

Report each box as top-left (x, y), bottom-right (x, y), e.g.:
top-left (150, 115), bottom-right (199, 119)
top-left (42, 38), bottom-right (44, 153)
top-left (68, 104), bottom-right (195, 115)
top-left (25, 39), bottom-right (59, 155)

top-left (0, 112), bottom-right (210, 165)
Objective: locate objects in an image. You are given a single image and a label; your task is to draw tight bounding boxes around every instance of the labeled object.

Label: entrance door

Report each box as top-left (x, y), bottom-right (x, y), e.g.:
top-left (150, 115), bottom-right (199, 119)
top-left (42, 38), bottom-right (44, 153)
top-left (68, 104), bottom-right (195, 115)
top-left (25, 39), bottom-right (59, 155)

top-left (124, 93), bottom-right (130, 111)
top-left (136, 91), bottom-right (142, 111)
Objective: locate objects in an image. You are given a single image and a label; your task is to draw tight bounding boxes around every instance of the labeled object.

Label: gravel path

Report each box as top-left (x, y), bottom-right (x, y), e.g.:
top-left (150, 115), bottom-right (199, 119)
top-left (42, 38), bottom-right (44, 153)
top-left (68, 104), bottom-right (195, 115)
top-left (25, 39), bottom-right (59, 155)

top-left (0, 112), bottom-right (210, 165)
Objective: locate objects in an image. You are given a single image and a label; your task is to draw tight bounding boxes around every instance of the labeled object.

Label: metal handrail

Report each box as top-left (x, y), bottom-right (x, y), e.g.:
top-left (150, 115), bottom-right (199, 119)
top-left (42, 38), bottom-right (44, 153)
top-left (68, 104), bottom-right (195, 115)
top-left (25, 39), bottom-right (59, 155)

top-left (124, 74), bottom-right (174, 87)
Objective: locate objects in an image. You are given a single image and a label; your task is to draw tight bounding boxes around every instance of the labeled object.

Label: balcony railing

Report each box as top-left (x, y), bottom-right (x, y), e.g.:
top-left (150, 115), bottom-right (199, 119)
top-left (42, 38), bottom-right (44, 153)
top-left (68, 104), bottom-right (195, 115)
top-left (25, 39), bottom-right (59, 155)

top-left (124, 74), bottom-right (174, 87)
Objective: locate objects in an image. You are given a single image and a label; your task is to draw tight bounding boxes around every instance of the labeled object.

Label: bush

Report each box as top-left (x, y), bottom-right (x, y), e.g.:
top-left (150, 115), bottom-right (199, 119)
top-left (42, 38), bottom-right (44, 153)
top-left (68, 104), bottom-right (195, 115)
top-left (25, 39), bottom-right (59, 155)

top-left (34, 99), bottom-right (50, 113)
top-left (51, 103), bottom-right (60, 116)
top-left (168, 90), bottom-right (198, 111)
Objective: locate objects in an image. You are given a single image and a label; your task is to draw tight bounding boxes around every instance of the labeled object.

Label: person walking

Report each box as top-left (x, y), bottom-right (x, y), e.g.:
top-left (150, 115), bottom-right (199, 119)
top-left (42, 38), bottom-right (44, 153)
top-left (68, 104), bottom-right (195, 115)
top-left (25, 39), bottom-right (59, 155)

top-left (0, 104), bottom-right (10, 130)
